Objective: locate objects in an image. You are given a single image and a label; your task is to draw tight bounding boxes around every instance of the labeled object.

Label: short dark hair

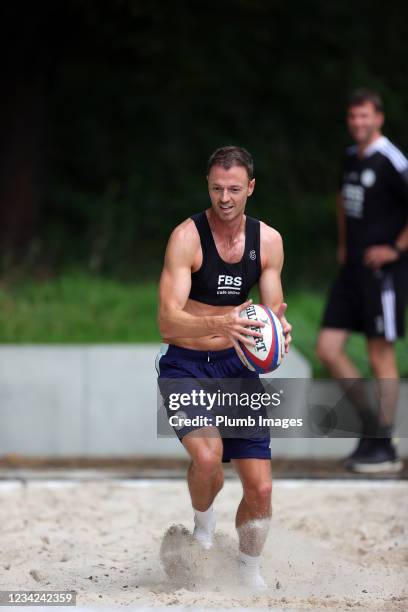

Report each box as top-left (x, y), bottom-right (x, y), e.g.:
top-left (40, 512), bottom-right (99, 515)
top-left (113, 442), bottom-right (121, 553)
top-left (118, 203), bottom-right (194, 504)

top-left (207, 145), bottom-right (254, 180)
top-left (347, 88), bottom-right (384, 113)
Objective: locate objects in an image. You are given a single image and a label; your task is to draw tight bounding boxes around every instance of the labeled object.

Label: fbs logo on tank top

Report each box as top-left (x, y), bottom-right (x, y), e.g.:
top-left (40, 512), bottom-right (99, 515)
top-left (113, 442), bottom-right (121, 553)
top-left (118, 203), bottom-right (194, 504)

top-left (217, 274), bottom-right (242, 296)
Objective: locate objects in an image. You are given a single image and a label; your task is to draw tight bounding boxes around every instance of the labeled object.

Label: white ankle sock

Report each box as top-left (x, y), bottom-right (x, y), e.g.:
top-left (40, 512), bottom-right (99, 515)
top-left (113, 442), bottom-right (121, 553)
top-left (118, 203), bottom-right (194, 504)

top-left (193, 506), bottom-right (215, 549)
top-left (193, 505), bottom-right (214, 529)
top-left (239, 551), bottom-right (267, 590)
top-left (239, 551), bottom-right (260, 570)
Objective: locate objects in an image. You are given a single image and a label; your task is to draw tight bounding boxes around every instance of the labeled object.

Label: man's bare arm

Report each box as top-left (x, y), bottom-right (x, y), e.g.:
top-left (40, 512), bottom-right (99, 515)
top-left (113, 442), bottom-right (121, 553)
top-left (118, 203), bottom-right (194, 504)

top-left (258, 223), bottom-right (292, 352)
top-left (395, 221), bottom-right (408, 252)
top-left (258, 225), bottom-right (284, 313)
top-left (336, 192), bottom-right (346, 264)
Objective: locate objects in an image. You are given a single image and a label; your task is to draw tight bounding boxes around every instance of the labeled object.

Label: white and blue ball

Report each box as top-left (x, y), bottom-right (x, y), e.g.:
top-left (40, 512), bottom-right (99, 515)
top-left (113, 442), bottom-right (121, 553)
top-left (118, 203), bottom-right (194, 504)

top-left (237, 304), bottom-right (285, 374)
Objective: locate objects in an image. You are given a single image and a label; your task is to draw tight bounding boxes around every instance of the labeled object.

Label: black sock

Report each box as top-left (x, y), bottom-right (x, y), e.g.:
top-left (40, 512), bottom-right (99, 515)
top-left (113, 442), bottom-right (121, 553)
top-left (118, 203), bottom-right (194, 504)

top-left (377, 423), bottom-right (393, 439)
top-left (359, 408), bottom-right (379, 437)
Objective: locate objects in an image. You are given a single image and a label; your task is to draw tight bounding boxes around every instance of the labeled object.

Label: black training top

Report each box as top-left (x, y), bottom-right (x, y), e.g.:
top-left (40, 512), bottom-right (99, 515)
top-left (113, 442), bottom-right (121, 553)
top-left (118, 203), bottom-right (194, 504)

top-left (188, 211), bottom-right (262, 306)
top-left (339, 136), bottom-right (408, 264)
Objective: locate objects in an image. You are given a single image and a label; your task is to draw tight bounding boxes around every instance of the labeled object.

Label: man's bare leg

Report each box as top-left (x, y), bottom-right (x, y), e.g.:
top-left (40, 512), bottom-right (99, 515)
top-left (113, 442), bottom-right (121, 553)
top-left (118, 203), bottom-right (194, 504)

top-left (316, 329), bottom-right (359, 378)
top-left (233, 458), bottom-right (272, 589)
top-left (316, 328), bottom-right (377, 434)
top-left (182, 427), bottom-right (224, 548)
top-left (344, 338), bottom-right (403, 472)
top-left (367, 338), bottom-right (399, 433)
top-left (317, 329), bottom-right (402, 471)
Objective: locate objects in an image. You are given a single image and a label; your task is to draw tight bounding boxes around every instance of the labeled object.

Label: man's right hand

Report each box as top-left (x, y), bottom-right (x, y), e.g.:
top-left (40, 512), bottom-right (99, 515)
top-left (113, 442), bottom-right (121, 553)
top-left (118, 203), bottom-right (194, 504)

top-left (216, 299), bottom-right (265, 358)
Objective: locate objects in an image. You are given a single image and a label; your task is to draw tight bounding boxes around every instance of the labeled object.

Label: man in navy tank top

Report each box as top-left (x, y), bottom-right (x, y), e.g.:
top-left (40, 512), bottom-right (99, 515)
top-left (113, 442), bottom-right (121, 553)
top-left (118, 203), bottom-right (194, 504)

top-left (156, 146), bottom-right (292, 589)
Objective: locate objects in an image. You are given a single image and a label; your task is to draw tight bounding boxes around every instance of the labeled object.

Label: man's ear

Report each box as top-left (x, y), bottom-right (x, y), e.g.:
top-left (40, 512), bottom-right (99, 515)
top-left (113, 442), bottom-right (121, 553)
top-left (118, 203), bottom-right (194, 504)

top-left (376, 112), bottom-right (385, 129)
top-left (248, 178), bottom-right (256, 196)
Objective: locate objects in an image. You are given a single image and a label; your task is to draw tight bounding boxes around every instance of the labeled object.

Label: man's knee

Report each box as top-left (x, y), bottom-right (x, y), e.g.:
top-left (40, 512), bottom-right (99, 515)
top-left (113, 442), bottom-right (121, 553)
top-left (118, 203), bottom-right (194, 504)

top-left (243, 480), bottom-right (272, 507)
top-left (316, 333), bottom-right (344, 365)
top-left (316, 340), bottom-right (334, 365)
top-left (191, 447), bottom-right (222, 478)
top-left (368, 340), bottom-right (397, 376)
top-left (368, 350), bottom-right (382, 373)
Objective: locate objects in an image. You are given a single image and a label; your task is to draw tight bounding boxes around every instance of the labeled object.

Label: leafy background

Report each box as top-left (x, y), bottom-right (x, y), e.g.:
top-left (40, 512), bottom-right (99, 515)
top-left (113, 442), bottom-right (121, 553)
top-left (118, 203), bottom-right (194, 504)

top-left (2, 1), bottom-right (407, 285)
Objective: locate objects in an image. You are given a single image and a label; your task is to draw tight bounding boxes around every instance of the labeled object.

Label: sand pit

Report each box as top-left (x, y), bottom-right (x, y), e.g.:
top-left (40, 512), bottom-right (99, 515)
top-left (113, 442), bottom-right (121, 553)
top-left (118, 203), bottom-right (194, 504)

top-left (0, 478), bottom-right (407, 610)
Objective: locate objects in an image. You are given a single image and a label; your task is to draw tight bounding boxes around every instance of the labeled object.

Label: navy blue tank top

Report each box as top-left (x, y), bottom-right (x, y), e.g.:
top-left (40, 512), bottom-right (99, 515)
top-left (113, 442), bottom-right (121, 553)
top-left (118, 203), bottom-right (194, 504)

top-left (188, 211), bottom-right (262, 306)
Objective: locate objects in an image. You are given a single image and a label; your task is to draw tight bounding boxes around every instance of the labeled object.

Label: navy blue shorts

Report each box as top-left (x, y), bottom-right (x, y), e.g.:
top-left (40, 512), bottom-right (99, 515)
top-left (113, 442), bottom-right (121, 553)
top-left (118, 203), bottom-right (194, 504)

top-left (156, 344), bottom-right (271, 463)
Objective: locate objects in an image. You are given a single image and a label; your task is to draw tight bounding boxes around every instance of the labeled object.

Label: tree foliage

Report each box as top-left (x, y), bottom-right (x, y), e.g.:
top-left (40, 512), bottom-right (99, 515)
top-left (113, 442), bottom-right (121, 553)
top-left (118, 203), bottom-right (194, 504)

top-left (1, 0), bottom-right (407, 284)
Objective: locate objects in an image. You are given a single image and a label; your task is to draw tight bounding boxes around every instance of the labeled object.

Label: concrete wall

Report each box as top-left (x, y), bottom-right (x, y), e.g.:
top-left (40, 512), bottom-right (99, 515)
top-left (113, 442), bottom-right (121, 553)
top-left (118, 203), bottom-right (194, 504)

top-left (0, 344), bottom-right (406, 459)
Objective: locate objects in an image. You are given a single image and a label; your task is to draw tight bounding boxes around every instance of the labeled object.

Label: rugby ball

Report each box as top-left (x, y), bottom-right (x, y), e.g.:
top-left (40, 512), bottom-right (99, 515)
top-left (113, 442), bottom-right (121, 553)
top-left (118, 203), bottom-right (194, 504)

top-left (237, 304), bottom-right (285, 373)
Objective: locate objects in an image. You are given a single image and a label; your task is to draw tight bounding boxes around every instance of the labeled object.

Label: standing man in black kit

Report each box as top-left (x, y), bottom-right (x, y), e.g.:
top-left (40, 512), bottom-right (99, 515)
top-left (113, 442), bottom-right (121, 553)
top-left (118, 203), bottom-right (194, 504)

top-left (317, 88), bottom-right (408, 473)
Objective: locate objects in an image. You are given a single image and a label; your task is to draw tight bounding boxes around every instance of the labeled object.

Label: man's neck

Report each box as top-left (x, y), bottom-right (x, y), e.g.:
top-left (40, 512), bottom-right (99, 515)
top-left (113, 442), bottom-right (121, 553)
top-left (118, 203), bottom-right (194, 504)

top-left (207, 208), bottom-right (245, 241)
top-left (357, 132), bottom-right (382, 157)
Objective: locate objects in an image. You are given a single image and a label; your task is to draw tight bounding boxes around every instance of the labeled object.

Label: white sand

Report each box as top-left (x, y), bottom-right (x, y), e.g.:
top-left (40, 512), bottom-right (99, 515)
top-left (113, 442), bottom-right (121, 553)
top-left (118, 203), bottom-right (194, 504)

top-left (0, 478), bottom-right (407, 610)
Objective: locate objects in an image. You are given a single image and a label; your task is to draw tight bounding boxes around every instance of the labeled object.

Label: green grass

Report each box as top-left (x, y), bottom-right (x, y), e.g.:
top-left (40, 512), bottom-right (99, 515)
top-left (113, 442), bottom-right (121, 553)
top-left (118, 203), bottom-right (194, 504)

top-left (0, 275), bottom-right (161, 343)
top-left (0, 274), bottom-right (407, 376)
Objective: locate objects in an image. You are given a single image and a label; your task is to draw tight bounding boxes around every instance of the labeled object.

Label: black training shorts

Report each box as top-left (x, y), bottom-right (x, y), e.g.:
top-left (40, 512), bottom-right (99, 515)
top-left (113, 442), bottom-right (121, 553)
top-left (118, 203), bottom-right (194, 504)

top-left (321, 261), bottom-right (407, 341)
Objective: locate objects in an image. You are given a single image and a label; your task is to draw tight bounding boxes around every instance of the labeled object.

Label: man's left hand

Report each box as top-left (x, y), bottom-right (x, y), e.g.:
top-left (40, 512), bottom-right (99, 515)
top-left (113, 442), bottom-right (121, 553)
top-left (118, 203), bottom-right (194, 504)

top-left (364, 245), bottom-right (399, 269)
top-left (276, 303), bottom-right (292, 353)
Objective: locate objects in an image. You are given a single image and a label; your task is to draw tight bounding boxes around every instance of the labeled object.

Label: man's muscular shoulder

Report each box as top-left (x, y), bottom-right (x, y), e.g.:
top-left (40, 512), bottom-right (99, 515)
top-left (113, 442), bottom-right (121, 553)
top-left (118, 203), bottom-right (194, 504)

top-left (260, 221), bottom-right (282, 247)
top-left (260, 221), bottom-right (283, 269)
top-left (165, 217), bottom-right (201, 267)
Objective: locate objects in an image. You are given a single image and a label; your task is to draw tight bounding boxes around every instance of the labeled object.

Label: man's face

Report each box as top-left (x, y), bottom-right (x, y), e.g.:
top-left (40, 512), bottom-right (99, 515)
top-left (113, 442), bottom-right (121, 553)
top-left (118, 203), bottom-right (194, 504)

top-left (347, 101), bottom-right (384, 145)
top-left (207, 165), bottom-right (255, 222)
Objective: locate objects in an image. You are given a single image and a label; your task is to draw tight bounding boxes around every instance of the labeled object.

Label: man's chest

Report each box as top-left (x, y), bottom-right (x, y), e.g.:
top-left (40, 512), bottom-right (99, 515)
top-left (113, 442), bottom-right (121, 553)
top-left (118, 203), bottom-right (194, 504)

top-left (212, 234), bottom-right (246, 264)
top-left (341, 159), bottom-right (386, 219)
